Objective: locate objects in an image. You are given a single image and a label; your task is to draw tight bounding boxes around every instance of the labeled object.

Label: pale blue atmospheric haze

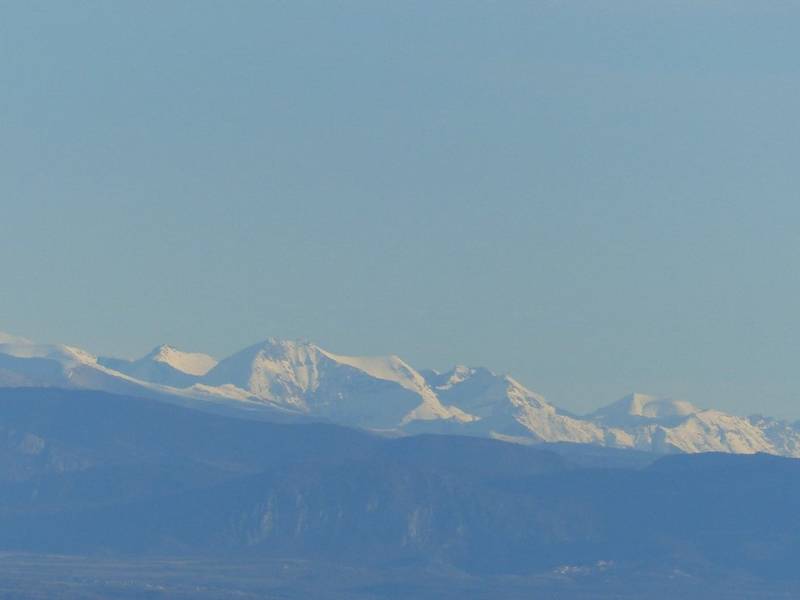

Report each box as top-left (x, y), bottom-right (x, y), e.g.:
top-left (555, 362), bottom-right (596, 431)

top-left (2, 1), bottom-right (799, 417)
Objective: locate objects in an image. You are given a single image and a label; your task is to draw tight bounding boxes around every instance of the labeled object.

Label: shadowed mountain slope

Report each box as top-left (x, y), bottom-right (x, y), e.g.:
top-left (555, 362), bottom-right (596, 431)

top-left (0, 388), bottom-right (797, 583)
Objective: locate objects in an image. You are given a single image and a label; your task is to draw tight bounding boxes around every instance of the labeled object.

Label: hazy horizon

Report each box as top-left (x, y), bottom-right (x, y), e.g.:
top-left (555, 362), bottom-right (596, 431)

top-left (3, 2), bottom-right (800, 417)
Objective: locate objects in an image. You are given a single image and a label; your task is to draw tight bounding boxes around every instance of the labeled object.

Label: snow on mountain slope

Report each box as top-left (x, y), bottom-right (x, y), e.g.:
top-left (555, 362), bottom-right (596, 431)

top-left (420, 366), bottom-right (608, 444)
top-left (586, 395), bottom-right (800, 456)
top-left (0, 335), bottom-right (147, 394)
top-left (0, 333), bottom-right (169, 392)
top-left (748, 414), bottom-right (800, 457)
top-left (144, 345), bottom-right (218, 376)
top-left (199, 338), bottom-right (328, 407)
top-left (200, 339), bottom-right (473, 428)
top-left (98, 345), bottom-right (218, 388)
top-left (0, 334), bottom-right (288, 420)
top-left (659, 410), bottom-right (777, 454)
top-left (589, 393), bottom-right (700, 428)
top-left (0, 335), bottom-right (98, 370)
top-left (618, 410), bottom-right (779, 455)
top-left (317, 350), bottom-right (422, 392)
top-left (3, 330), bottom-right (800, 457)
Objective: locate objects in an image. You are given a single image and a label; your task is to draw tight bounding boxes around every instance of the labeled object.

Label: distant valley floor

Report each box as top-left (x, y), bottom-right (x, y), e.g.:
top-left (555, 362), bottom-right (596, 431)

top-left (0, 555), bottom-right (797, 600)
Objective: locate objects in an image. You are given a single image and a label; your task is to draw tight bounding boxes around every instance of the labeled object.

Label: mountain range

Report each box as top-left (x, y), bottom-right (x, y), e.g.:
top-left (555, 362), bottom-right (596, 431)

top-left (1, 330), bottom-right (798, 457)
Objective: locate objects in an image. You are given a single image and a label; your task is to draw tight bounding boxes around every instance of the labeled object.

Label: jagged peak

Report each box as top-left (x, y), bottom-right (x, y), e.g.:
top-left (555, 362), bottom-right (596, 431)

top-left (429, 365), bottom-right (496, 389)
top-left (235, 337), bottom-right (322, 360)
top-left (4, 330), bottom-right (800, 458)
top-left (235, 338), bottom-right (420, 384)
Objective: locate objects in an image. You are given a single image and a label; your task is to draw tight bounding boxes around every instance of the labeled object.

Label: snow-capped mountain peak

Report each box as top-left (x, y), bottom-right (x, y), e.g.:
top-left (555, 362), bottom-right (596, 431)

top-left (0, 337), bottom-right (97, 366)
top-left (3, 330), bottom-right (800, 458)
top-left (202, 338), bottom-right (473, 427)
top-left (202, 338), bottom-right (325, 400)
top-left (143, 345), bottom-right (218, 376)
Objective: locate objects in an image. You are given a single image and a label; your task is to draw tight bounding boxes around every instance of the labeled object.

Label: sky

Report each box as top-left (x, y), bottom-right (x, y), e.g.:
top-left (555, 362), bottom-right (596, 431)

top-left (2, 1), bottom-right (800, 417)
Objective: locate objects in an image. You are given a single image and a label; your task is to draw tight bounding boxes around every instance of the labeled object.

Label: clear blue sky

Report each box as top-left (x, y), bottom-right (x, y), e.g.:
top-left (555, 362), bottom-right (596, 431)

top-left (2, 1), bottom-right (799, 417)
